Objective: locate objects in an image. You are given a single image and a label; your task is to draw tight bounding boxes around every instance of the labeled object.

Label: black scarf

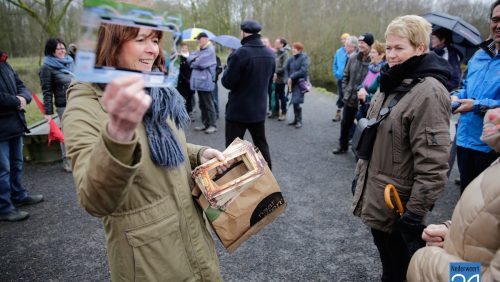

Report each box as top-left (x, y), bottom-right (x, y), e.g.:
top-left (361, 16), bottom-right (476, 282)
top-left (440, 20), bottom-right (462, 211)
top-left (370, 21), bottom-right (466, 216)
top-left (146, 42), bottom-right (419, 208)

top-left (380, 53), bottom-right (451, 94)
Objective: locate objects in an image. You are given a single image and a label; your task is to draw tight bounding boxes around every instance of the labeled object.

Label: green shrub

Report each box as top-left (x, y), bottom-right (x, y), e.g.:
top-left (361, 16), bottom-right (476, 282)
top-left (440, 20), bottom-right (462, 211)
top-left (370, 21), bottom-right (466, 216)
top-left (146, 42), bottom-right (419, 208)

top-left (9, 57), bottom-right (44, 126)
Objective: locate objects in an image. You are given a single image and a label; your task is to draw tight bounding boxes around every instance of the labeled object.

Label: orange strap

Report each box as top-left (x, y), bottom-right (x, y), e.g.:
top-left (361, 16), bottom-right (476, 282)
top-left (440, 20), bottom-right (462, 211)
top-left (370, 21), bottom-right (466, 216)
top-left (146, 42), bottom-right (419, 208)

top-left (384, 184), bottom-right (404, 216)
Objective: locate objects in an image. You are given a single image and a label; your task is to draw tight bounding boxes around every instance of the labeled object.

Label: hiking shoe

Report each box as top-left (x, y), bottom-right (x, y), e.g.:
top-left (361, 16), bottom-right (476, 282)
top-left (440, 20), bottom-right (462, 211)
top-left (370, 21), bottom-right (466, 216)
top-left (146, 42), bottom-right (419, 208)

top-left (204, 126), bottom-right (217, 134)
top-left (194, 126), bottom-right (207, 131)
top-left (332, 148), bottom-right (348, 155)
top-left (278, 114), bottom-right (286, 121)
top-left (63, 158), bottom-right (72, 172)
top-left (332, 109), bottom-right (341, 122)
top-left (0, 210), bottom-right (29, 222)
top-left (13, 194), bottom-right (44, 207)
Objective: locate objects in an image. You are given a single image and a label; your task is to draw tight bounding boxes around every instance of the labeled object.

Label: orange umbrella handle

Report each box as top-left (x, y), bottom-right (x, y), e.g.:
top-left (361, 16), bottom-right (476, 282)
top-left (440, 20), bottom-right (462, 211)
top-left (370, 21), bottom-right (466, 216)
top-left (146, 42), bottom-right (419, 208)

top-left (384, 184), bottom-right (404, 216)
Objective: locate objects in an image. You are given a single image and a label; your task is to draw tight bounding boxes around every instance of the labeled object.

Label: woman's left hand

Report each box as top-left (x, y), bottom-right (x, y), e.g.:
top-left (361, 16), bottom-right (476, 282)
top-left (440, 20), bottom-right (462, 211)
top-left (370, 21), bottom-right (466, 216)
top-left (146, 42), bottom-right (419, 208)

top-left (287, 78), bottom-right (292, 90)
top-left (200, 148), bottom-right (231, 174)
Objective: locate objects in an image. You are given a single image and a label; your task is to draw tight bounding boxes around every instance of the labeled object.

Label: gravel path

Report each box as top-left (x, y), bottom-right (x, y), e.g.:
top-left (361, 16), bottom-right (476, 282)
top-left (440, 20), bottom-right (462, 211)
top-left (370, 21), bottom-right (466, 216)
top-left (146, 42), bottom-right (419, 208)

top-left (0, 85), bottom-right (461, 281)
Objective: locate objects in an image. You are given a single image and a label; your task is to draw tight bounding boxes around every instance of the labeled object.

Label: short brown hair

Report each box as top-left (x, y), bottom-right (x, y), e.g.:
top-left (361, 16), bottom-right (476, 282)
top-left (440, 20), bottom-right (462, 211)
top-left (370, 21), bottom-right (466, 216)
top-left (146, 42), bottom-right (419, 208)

top-left (371, 41), bottom-right (386, 58)
top-left (292, 42), bottom-right (304, 51)
top-left (95, 24), bottom-right (165, 72)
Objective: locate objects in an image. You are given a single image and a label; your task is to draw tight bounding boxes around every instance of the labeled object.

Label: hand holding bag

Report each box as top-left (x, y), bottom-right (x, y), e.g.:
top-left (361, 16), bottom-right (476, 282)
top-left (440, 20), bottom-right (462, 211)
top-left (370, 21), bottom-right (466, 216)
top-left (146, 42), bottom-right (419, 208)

top-left (297, 78), bottom-right (312, 94)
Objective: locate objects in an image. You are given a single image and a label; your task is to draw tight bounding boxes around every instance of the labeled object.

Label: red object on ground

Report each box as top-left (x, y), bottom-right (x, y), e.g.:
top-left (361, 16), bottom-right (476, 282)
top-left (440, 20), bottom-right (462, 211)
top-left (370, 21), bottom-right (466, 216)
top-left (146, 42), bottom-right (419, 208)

top-left (31, 93), bottom-right (65, 145)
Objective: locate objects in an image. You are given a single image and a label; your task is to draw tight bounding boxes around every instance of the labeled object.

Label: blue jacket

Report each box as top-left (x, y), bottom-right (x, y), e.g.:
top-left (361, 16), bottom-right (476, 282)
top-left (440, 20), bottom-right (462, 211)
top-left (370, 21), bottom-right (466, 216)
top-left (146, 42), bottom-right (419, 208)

top-left (0, 52), bottom-right (31, 141)
top-left (455, 41), bottom-right (500, 153)
top-left (333, 47), bottom-right (347, 81)
top-left (188, 43), bottom-right (216, 92)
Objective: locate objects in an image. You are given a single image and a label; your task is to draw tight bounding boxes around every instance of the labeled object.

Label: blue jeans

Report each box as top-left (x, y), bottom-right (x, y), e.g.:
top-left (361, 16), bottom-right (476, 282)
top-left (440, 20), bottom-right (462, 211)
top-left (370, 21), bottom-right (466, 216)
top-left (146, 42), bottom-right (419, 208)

top-left (0, 136), bottom-right (28, 214)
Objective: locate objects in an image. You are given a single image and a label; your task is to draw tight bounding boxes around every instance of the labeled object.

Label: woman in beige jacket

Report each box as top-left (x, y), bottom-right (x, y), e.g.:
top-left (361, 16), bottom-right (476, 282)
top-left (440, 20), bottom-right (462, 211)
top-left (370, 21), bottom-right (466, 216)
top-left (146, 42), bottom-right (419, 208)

top-left (407, 108), bottom-right (500, 281)
top-left (63, 24), bottom-right (226, 281)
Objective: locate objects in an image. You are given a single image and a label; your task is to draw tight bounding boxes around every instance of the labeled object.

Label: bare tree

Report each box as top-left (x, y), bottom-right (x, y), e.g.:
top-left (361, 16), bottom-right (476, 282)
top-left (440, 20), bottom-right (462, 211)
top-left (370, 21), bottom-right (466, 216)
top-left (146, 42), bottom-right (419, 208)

top-left (6, 0), bottom-right (75, 37)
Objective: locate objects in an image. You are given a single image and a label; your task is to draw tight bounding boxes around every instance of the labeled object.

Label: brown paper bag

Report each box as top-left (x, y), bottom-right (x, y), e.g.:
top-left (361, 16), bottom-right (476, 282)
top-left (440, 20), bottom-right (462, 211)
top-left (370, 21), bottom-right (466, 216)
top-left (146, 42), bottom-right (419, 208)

top-left (192, 140), bottom-right (286, 252)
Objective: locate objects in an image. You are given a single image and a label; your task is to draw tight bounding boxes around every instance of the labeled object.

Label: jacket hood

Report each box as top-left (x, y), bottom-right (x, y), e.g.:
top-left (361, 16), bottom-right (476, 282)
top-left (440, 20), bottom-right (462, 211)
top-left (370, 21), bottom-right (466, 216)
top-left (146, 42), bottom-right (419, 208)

top-left (380, 52), bottom-right (451, 93)
top-left (481, 108), bottom-right (500, 152)
top-left (412, 52), bottom-right (452, 87)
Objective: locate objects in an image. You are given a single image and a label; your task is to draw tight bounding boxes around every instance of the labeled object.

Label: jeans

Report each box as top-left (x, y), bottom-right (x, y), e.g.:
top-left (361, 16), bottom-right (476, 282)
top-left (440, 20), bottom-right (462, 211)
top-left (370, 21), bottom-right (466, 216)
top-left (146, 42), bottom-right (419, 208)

top-left (225, 120), bottom-right (272, 170)
top-left (197, 90), bottom-right (217, 128)
top-left (275, 83), bottom-right (287, 114)
top-left (371, 228), bottom-right (411, 282)
top-left (0, 136), bottom-right (28, 214)
top-left (457, 146), bottom-right (499, 194)
top-left (336, 79), bottom-right (344, 109)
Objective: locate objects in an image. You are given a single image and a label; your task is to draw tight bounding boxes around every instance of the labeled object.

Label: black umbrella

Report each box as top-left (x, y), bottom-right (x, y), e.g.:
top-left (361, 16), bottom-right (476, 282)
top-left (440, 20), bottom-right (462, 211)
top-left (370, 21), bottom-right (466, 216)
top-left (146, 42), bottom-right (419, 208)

top-left (422, 11), bottom-right (483, 61)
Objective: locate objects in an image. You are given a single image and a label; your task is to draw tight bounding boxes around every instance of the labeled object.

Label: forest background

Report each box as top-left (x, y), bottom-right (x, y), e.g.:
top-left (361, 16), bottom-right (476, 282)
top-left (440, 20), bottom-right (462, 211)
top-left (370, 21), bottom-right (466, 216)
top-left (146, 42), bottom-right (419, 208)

top-left (0, 0), bottom-right (492, 123)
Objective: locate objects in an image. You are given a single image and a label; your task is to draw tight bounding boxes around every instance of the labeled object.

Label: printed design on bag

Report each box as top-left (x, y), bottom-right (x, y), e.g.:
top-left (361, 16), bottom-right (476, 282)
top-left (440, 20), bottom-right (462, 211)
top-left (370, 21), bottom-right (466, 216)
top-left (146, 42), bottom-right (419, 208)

top-left (250, 192), bottom-right (285, 226)
top-left (449, 262), bottom-right (480, 282)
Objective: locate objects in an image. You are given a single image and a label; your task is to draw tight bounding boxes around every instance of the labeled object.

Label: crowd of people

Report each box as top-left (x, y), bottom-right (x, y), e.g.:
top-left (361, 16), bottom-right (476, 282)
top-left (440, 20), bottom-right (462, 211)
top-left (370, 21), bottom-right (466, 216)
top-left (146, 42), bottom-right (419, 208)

top-left (0, 1), bottom-right (499, 281)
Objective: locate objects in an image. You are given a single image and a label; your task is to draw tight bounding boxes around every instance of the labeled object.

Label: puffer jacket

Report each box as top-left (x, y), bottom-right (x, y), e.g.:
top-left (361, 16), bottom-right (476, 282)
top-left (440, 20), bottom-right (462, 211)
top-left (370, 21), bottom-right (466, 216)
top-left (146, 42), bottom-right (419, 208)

top-left (351, 53), bottom-right (452, 233)
top-left (407, 109), bottom-right (500, 282)
top-left (0, 54), bottom-right (31, 141)
top-left (62, 82), bottom-right (222, 282)
top-left (407, 159), bottom-right (500, 281)
top-left (39, 63), bottom-right (72, 115)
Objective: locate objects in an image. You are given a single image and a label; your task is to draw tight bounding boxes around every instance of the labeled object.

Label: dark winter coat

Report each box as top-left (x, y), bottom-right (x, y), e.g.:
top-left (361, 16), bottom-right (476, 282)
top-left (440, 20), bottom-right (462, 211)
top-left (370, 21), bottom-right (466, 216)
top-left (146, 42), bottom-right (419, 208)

top-left (351, 53), bottom-right (452, 233)
top-left (284, 52), bottom-right (310, 104)
top-left (342, 51), bottom-right (370, 108)
top-left (222, 34), bottom-right (276, 123)
top-left (39, 64), bottom-right (72, 114)
top-left (0, 53), bottom-right (31, 141)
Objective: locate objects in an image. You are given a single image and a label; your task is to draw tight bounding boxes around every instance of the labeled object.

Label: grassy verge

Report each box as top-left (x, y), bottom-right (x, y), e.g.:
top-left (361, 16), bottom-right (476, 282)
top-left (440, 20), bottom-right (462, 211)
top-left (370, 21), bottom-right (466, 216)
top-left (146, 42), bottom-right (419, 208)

top-left (9, 57), bottom-right (44, 126)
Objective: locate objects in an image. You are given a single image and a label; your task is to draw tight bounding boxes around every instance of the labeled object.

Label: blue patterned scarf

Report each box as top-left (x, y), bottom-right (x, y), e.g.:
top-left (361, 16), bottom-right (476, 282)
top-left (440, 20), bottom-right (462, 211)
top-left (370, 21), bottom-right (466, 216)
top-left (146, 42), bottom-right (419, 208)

top-left (43, 55), bottom-right (74, 75)
top-left (144, 86), bottom-right (190, 167)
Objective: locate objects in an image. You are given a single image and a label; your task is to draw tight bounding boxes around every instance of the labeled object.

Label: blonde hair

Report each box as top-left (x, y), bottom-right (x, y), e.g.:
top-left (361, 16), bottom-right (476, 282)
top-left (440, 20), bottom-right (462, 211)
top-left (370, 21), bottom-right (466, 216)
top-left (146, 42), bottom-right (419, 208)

top-left (385, 15), bottom-right (431, 52)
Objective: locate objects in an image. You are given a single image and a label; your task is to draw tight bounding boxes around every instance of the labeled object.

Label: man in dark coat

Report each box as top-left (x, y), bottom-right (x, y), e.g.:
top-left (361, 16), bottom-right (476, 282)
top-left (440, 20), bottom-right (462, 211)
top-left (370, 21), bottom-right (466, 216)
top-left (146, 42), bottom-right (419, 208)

top-left (0, 50), bottom-right (43, 222)
top-left (221, 20), bottom-right (276, 169)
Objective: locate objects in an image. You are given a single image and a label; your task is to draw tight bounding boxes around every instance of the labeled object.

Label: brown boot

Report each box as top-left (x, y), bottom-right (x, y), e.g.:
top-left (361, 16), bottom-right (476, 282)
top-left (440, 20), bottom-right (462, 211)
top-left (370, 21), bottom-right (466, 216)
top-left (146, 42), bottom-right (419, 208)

top-left (332, 109), bottom-right (341, 122)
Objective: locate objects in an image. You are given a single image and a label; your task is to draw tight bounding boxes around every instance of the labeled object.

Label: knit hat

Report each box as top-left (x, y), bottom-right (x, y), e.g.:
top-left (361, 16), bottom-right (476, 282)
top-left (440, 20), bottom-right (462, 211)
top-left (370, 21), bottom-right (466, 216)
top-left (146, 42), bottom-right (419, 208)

top-left (340, 33), bottom-right (350, 40)
top-left (358, 33), bottom-right (374, 46)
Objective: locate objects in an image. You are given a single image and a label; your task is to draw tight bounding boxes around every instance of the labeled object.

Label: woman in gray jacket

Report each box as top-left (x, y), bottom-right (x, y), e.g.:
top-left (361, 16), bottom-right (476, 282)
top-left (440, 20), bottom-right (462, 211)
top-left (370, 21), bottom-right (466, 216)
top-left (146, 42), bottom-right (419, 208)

top-left (39, 38), bottom-right (73, 172)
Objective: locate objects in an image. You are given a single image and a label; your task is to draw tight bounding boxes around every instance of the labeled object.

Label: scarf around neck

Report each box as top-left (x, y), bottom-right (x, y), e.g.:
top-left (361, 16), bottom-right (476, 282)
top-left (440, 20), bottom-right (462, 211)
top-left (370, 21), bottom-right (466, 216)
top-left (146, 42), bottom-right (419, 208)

top-left (43, 55), bottom-right (74, 75)
top-left (379, 53), bottom-right (450, 94)
top-left (368, 60), bottom-right (386, 73)
top-left (144, 86), bottom-right (190, 167)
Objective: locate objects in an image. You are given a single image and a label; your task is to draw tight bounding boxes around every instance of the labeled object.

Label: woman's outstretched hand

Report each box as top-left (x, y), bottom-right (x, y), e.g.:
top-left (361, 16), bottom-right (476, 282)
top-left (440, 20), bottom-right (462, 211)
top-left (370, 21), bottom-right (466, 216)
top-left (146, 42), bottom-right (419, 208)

top-left (102, 75), bottom-right (151, 142)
